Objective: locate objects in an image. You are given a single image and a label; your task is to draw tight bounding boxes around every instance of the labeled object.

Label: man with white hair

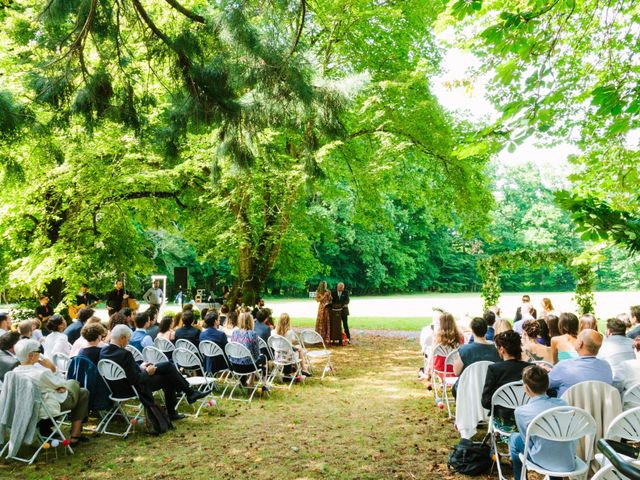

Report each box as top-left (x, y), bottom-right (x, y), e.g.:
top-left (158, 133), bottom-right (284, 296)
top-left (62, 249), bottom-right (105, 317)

top-left (13, 339), bottom-right (89, 444)
top-left (99, 324), bottom-right (209, 421)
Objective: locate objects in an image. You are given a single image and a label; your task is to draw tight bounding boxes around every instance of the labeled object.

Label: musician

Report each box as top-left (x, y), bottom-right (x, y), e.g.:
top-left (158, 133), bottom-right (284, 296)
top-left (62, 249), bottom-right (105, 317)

top-left (76, 284), bottom-right (99, 307)
top-left (332, 283), bottom-right (351, 343)
top-left (35, 295), bottom-right (53, 324)
top-left (106, 280), bottom-right (129, 317)
top-left (143, 280), bottom-right (164, 311)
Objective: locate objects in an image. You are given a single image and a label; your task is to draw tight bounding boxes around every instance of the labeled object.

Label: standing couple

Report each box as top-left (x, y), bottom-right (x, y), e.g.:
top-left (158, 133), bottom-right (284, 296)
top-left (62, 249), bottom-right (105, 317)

top-left (315, 281), bottom-right (350, 345)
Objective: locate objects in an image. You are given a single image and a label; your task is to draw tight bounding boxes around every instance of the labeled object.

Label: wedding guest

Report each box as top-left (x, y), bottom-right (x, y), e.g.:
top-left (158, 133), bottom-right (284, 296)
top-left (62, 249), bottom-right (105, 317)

top-left (626, 306), bottom-right (640, 339)
top-left (0, 313), bottom-right (10, 336)
top-left (494, 319), bottom-right (513, 336)
top-left (522, 320), bottom-right (551, 363)
top-left (43, 315), bottom-right (71, 359)
top-left (428, 312), bottom-right (462, 375)
top-left (546, 314), bottom-right (561, 341)
top-left (551, 312), bottom-right (580, 363)
top-left (78, 323), bottom-right (107, 365)
top-left (174, 310), bottom-right (200, 347)
top-left (64, 307), bottom-right (95, 344)
top-left (514, 295), bottom-right (537, 322)
top-left (70, 316), bottom-right (106, 357)
top-left (229, 312), bottom-right (266, 375)
top-left (0, 331), bottom-right (20, 381)
top-left (276, 313), bottom-right (310, 376)
top-left (579, 313), bottom-right (598, 333)
top-left (221, 311), bottom-right (239, 337)
top-left (156, 315), bottom-right (176, 342)
top-left (597, 318), bottom-right (635, 389)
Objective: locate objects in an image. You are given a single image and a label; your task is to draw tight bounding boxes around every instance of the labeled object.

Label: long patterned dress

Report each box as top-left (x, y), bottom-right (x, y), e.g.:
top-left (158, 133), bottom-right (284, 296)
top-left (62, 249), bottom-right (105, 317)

top-left (314, 290), bottom-right (332, 342)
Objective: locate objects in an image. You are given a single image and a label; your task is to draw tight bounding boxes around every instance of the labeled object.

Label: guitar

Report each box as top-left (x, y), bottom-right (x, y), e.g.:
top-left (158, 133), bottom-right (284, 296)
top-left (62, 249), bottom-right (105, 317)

top-left (68, 301), bottom-right (99, 319)
top-left (121, 272), bottom-right (140, 311)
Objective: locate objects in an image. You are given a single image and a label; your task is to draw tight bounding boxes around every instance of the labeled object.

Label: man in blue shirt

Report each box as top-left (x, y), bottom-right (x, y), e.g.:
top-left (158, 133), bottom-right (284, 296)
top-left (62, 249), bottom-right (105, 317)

top-left (64, 307), bottom-right (95, 344)
top-left (510, 365), bottom-right (576, 480)
top-left (199, 312), bottom-right (228, 374)
top-left (129, 312), bottom-right (154, 352)
top-left (548, 329), bottom-right (613, 397)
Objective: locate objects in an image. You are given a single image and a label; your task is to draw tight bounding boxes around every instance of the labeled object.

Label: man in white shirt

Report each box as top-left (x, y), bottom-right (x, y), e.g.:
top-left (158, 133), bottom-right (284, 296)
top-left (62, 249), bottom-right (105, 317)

top-left (598, 318), bottom-right (636, 389)
top-left (13, 339), bottom-right (89, 444)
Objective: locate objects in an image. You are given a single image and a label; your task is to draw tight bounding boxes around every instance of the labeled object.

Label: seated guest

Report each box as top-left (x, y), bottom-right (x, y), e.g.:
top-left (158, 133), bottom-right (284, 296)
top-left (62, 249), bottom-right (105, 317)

top-left (514, 295), bottom-right (537, 322)
top-left (597, 318), bottom-right (635, 390)
top-left (617, 312), bottom-right (631, 331)
top-left (70, 316), bottom-right (106, 357)
top-left (130, 312), bottom-right (154, 352)
top-left (43, 315), bottom-right (70, 359)
top-left (105, 311), bottom-right (130, 343)
top-left (579, 313), bottom-right (598, 333)
top-left (0, 331), bottom-right (20, 381)
top-left (78, 323), bottom-right (108, 365)
top-left (174, 310), bottom-right (200, 347)
top-left (618, 358), bottom-right (640, 393)
top-left (494, 319), bottom-right (513, 336)
top-left (453, 317), bottom-right (501, 378)
top-left (221, 311), bottom-right (239, 337)
top-left (522, 320), bottom-right (551, 363)
top-left (536, 317), bottom-right (550, 347)
top-left (549, 329), bottom-right (613, 397)
top-left (484, 310), bottom-right (496, 341)
top-left (276, 313), bottom-right (311, 376)
top-left (627, 305), bottom-right (640, 339)
top-left (427, 312), bottom-right (462, 375)
top-left (254, 309), bottom-right (272, 359)
top-left (219, 305), bottom-right (229, 326)
top-left (509, 365), bottom-right (576, 480)
top-left (481, 330), bottom-right (530, 423)
top-left (546, 314), bottom-right (561, 340)
top-left (229, 312), bottom-right (266, 376)
top-left (551, 313), bottom-right (580, 363)
top-left (146, 307), bottom-right (160, 340)
top-left (0, 313), bottom-right (10, 336)
top-left (100, 325), bottom-right (209, 421)
top-left (156, 314), bottom-right (176, 342)
top-left (18, 319), bottom-right (34, 340)
top-left (64, 307), bottom-right (95, 345)
top-left (31, 318), bottom-right (45, 344)
top-left (513, 303), bottom-right (535, 335)
top-left (199, 312), bottom-right (228, 374)
top-left (14, 339), bottom-right (90, 445)
top-left (119, 307), bottom-right (134, 329)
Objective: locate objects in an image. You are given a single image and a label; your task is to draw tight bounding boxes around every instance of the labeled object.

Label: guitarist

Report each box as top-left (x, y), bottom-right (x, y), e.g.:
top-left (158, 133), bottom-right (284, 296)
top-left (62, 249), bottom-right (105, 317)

top-left (76, 284), bottom-right (99, 308)
top-left (35, 295), bottom-right (53, 325)
top-left (106, 280), bottom-right (129, 317)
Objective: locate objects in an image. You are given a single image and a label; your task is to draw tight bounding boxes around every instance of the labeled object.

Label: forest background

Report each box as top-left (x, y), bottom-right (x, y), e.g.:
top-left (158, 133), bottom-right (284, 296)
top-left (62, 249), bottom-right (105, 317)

top-left (0, 0), bottom-right (638, 305)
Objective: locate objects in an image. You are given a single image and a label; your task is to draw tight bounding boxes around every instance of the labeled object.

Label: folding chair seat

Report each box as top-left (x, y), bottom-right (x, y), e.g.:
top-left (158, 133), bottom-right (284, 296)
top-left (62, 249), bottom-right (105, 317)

top-left (66, 355), bottom-right (112, 432)
top-left (153, 337), bottom-right (175, 359)
top-left (488, 381), bottom-right (530, 480)
top-left (175, 339), bottom-right (200, 358)
top-left (96, 359), bottom-right (144, 437)
top-left (224, 342), bottom-right (267, 403)
top-left (520, 406), bottom-right (596, 480)
top-left (299, 329), bottom-right (334, 379)
top-left (143, 346), bottom-right (170, 365)
top-left (199, 341), bottom-right (231, 398)
top-left (52, 352), bottom-right (71, 377)
top-left (267, 335), bottom-right (302, 389)
top-left (172, 348), bottom-right (215, 416)
top-left (624, 384), bottom-right (640, 411)
top-left (0, 371), bottom-right (74, 464)
top-left (125, 344), bottom-right (144, 364)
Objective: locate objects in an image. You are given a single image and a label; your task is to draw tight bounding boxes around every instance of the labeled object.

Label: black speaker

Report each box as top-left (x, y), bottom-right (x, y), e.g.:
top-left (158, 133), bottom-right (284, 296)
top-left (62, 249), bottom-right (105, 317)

top-left (174, 267), bottom-right (188, 293)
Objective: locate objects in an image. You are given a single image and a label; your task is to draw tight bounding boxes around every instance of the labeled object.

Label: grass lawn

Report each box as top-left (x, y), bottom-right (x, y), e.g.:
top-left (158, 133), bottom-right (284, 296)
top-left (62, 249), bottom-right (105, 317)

top-left (291, 317), bottom-right (431, 331)
top-left (0, 336), bottom-right (483, 480)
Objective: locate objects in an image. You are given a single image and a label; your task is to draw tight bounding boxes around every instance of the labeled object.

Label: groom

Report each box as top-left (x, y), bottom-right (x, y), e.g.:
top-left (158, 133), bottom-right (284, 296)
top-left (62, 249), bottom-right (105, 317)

top-left (332, 282), bottom-right (350, 343)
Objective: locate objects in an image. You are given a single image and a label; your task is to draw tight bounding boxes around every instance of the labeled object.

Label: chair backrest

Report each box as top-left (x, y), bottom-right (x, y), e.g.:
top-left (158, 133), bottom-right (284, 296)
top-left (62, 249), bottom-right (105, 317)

top-left (605, 406), bottom-right (640, 442)
top-left (199, 340), bottom-right (226, 359)
top-left (534, 360), bottom-right (554, 370)
top-left (66, 355), bottom-right (111, 411)
top-left (97, 359), bottom-right (127, 382)
top-left (125, 344), bottom-right (144, 363)
top-left (225, 342), bottom-right (254, 364)
top-left (591, 464), bottom-right (640, 480)
top-left (299, 329), bottom-right (326, 349)
top-left (173, 347), bottom-right (204, 371)
top-left (490, 381), bottom-right (529, 418)
top-left (143, 346), bottom-right (169, 365)
top-left (175, 339), bottom-right (199, 356)
top-left (52, 352), bottom-right (71, 374)
top-left (526, 406), bottom-right (596, 443)
top-left (154, 337), bottom-right (175, 352)
top-left (433, 346), bottom-right (459, 374)
top-left (285, 329), bottom-right (300, 346)
top-left (268, 335), bottom-right (295, 362)
top-left (258, 336), bottom-right (271, 353)
top-left (624, 384), bottom-right (640, 410)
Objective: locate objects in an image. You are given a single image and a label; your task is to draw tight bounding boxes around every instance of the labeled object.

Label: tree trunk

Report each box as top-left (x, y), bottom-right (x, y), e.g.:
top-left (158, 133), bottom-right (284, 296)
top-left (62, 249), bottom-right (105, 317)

top-left (45, 277), bottom-right (66, 308)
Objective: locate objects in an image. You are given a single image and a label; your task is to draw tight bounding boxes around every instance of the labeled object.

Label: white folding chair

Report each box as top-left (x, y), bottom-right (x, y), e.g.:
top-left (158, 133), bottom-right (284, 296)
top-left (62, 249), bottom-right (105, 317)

top-left (142, 346), bottom-right (169, 365)
top-left (533, 360), bottom-right (554, 370)
top-left (299, 329), bottom-right (333, 379)
top-left (52, 352), bottom-right (71, 376)
top-left (125, 344), bottom-right (144, 364)
top-left (153, 337), bottom-right (175, 355)
top-left (455, 360), bottom-right (493, 436)
top-left (258, 336), bottom-right (273, 361)
top-left (267, 334), bottom-right (302, 389)
top-left (224, 342), bottom-right (267, 403)
top-left (430, 345), bottom-right (459, 418)
top-left (172, 348), bottom-right (215, 416)
top-left (199, 340), bottom-right (231, 398)
top-left (520, 406), bottom-right (596, 480)
top-left (175, 339), bottom-right (200, 358)
top-left (624, 384), bottom-right (640, 410)
top-left (592, 462), bottom-right (640, 480)
top-left (595, 406), bottom-right (640, 467)
top-left (97, 359), bottom-right (144, 437)
top-left (0, 371), bottom-right (74, 464)
top-left (489, 381), bottom-right (530, 480)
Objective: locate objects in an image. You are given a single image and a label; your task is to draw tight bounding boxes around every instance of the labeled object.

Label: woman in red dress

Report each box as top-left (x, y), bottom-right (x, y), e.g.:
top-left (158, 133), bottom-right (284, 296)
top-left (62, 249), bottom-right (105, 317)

top-left (314, 281), bottom-right (332, 342)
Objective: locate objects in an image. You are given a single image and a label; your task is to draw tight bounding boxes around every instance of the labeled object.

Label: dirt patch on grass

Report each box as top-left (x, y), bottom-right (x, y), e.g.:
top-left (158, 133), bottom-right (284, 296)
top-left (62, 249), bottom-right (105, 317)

top-left (1, 336), bottom-right (498, 480)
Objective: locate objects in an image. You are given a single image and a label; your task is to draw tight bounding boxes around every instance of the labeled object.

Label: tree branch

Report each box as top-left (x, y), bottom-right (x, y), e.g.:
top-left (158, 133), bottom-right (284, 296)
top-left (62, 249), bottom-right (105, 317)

top-left (290, 0), bottom-right (306, 56)
top-left (164, 0), bottom-right (206, 23)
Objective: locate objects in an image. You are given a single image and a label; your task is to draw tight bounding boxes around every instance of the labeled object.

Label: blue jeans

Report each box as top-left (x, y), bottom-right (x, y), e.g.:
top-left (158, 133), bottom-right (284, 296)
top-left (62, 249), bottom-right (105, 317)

top-left (509, 433), bottom-right (561, 480)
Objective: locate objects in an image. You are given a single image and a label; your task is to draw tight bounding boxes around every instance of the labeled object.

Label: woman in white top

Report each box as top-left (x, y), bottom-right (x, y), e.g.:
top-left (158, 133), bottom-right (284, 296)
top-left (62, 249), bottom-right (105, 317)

top-left (43, 315), bottom-right (71, 359)
top-left (220, 310), bottom-right (239, 337)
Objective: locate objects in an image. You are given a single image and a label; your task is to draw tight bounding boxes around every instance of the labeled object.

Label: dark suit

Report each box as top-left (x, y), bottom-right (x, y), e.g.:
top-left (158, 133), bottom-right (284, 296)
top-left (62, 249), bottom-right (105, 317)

top-left (106, 288), bottom-right (127, 315)
top-left (481, 359), bottom-right (530, 421)
top-left (78, 346), bottom-right (102, 365)
top-left (199, 328), bottom-right (228, 374)
top-left (332, 289), bottom-right (351, 340)
top-left (174, 326), bottom-right (200, 348)
top-left (64, 321), bottom-right (85, 345)
top-left (0, 350), bottom-right (19, 381)
top-left (99, 343), bottom-right (192, 414)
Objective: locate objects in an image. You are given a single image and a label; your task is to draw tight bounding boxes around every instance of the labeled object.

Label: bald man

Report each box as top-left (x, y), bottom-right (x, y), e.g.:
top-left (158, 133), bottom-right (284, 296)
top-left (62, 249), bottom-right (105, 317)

top-left (548, 329), bottom-right (613, 397)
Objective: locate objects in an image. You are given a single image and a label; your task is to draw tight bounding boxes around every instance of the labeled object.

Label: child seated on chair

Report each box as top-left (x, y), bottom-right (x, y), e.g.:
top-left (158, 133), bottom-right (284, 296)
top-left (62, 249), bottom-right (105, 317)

top-left (509, 365), bottom-right (576, 480)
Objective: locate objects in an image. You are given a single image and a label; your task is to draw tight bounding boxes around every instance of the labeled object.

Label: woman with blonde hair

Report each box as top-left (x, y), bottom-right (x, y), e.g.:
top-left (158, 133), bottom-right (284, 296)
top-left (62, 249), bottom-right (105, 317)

top-left (540, 298), bottom-right (555, 320)
top-left (493, 319), bottom-right (513, 336)
top-left (275, 313), bottom-right (311, 377)
top-left (314, 281), bottom-right (332, 342)
top-left (229, 312), bottom-right (266, 376)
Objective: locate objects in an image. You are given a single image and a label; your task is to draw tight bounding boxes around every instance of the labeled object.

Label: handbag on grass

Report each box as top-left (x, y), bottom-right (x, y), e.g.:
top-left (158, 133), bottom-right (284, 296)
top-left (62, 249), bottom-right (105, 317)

top-left (447, 437), bottom-right (493, 476)
top-left (144, 404), bottom-right (174, 435)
